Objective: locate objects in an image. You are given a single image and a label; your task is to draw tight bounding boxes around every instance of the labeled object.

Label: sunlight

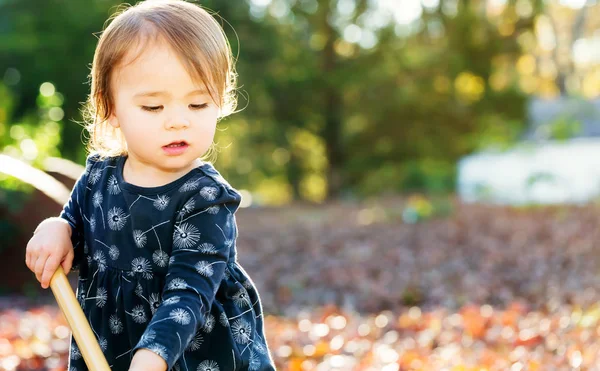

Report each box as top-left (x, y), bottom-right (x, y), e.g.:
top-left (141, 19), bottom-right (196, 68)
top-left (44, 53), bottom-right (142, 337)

top-left (43, 156), bottom-right (84, 181)
top-left (559, 0), bottom-right (588, 8)
top-left (0, 154), bottom-right (70, 205)
top-left (380, 0), bottom-right (423, 25)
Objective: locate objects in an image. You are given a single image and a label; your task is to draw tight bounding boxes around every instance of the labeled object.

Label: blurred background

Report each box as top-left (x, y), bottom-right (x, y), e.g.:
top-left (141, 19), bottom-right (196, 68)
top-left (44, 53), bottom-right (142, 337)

top-left (3, 0), bottom-right (600, 369)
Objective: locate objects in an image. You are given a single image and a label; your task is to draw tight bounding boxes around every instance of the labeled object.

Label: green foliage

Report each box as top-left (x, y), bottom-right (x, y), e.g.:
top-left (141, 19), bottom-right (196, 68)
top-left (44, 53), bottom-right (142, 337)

top-left (546, 116), bottom-right (582, 140)
top-left (0, 81), bottom-right (66, 247)
top-left (0, 82), bottom-right (64, 169)
top-left (0, 0), bottom-right (543, 203)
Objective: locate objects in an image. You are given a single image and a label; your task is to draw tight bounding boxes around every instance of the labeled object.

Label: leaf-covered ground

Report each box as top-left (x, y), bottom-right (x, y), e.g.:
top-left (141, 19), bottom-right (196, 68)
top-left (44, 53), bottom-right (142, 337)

top-left (4, 199), bottom-right (600, 370)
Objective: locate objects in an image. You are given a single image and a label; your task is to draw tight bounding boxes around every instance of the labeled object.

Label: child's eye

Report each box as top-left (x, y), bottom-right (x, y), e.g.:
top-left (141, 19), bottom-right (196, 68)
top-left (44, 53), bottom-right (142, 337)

top-left (190, 104), bottom-right (208, 110)
top-left (141, 106), bottom-right (162, 112)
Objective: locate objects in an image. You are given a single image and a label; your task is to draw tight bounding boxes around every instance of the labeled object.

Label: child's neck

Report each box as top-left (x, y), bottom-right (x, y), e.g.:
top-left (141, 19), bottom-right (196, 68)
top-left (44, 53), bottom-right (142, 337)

top-left (122, 156), bottom-right (199, 188)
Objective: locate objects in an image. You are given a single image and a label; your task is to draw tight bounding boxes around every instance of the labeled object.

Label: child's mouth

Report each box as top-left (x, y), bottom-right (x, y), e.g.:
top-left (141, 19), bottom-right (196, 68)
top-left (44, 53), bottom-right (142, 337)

top-left (163, 141), bottom-right (189, 155)
top-left (165, 142), bottom-right (186, 148)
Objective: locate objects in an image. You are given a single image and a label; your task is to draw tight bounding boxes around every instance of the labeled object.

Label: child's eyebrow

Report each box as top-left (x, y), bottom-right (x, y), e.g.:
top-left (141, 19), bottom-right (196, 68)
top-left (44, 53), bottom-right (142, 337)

top-left (133, 89), bottom-right (208, 98)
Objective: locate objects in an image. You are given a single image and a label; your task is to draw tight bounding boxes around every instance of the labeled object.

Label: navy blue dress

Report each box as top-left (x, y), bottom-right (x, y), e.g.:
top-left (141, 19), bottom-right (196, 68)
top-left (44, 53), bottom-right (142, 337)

top-left (60, 155), bottom-right (276, 371)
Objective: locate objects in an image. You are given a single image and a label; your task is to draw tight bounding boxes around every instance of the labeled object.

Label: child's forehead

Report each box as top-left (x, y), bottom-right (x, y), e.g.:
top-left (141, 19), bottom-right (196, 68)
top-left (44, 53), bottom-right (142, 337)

top-left (114, 39), bottom-right (210, 93)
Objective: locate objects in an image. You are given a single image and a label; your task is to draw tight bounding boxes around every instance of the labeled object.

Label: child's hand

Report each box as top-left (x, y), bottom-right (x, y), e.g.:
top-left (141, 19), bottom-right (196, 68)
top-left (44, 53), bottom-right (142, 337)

top-left (25, 217), bottom-right (74, 289)
top-left (129, 349), bottom-right (168, 371)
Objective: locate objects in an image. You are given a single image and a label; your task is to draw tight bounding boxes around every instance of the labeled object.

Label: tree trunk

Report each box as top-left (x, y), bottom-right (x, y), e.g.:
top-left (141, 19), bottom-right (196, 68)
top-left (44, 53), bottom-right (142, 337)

top-left (320, 0), bottom-right (344, 200)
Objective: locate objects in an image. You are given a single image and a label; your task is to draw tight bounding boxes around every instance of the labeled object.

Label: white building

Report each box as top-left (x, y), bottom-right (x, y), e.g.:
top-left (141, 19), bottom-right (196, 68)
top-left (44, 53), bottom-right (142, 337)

top-left (457, 98), bottom-right (600, 205)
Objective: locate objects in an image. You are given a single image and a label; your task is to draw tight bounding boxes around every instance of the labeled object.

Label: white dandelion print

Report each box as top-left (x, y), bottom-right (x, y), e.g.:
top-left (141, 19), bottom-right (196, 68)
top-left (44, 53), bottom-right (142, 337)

top-left (197, 360), bottom-right (219, 371)
top-left (195, 261), bottom-right (215, 277)
top-left (127, 305), bottom-right (147, 324)
top-left (202, 312), bottom-right (215, 333)
top-left (99, 337), bottom-right (108, 351)
top-left (153, 195), bottom-right (170, 210)
top-left (167, 278), bottom-right (188, 291)
top-left (93, 251), bottom-right (107, 272)
top-left (147, 344), bottom-right (168, 360)
top-left (224, 215), bottom-right (236, 247)
top-left (133, 230), bottom-right (147, 248)
top-left (153, 250), bottom-right (169, 268)
top-left (92, 191), bottom-right (103, 207)
top-left (108, 245), bottom-right (120, 260)
top-left (107, 175), bottom-right (120, 195)
top-left (107, 207), bottom-right (128, 231)
top-left (231, 318), bottom-right (252, 344)
top-left (150, 308), bottom-right (192, 326)
top-left (205, 205), bottom-right (220, 215)
top-left (70, 344), bottom-right (82, 360)
top-left (219, 312), bottom-right (229, 327)
top-left (223, 268), bottom-right (231, 280)
top-left (170, 308), bottom-right (191, 325)
top-left (249, 348), bottom-right (261, 371)
top-left (135, 283), bottom-right (144, 298)
top-left (149, 293), bottom-right (161, 315)
top-left (243, 280), bottom-right (253, 290)
top-left (253, 341), bottom-right (268, 355)
top-left (131, 257), bottom-right (153, 279)
top-left (199, 243), bottom-right (217, 254)
top-left (179, 178), bottom-right (200, 192)
top-left (95, 287), bottom-right (108, 308)
top-left (232, 288), bottom-right (251, 308)
top-left (186, 332), bottom-right (204, 352)
top-left (199, 186), bottom-right (219, 201)
top-left (178, 198), bottom-right (196, 219)
top-left (88, 168), bottom-right (102, 185)
top-left (109, 315), bottom-right (123, 334)
top-left (89, 216), bottom-right (96, 232)
top-left (92, 191), bottom-right (106, 228)
top-left (173, 223), bottom-right (201, 249)
top-left (163, 296), bottom-right (180, 305)
top-left (139, 329), bottom-right (156, 346)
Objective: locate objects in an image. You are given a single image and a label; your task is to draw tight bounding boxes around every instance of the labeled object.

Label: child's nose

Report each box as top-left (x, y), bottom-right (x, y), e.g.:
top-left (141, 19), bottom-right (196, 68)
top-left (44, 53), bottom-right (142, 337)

top-left (166, 119), bottom-right (190, 130)
top-left (165, 112), bottom-right (190, 130)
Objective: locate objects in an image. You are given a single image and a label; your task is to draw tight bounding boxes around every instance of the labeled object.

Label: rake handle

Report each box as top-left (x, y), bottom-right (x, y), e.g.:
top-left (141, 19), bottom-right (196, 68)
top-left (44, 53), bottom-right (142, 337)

top-left (50, 266), bottom-right (111, 371)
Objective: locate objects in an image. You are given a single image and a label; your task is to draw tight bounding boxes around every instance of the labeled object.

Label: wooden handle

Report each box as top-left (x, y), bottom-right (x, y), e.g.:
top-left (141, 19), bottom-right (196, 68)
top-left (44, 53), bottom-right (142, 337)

top-left (50, 267), bottom-right (111, 371)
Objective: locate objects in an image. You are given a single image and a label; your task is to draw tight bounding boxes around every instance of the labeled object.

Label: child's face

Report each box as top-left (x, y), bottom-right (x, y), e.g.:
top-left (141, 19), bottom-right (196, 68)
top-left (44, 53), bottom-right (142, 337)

top-left (109, 38), bottom-right (219, 175)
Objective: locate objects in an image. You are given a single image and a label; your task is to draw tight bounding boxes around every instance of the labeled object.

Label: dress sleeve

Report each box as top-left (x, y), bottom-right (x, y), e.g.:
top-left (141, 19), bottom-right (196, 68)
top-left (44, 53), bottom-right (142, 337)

top-left (58, 155), bottom-right (97, 270)
top-left (133, 180), bottom-right (241, 369)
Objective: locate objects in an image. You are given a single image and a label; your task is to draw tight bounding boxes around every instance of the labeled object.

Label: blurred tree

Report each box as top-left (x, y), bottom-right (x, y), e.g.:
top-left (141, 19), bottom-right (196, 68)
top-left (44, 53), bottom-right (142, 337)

top-left (0, 0), bottom-right (549, 203)
top-left (0, 0), bottom-right (123, 161)
top-left (342, 0), bottom-right (544, 195)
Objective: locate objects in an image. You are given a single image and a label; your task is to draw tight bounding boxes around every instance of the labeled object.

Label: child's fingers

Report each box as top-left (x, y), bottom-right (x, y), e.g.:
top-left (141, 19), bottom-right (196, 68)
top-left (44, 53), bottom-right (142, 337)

top-left (34, 248), bottom-right (50, 282)
top-left (40, 255), bottom-right (60, 289)
top-left (25, 241), bottom-right (36, 271)
top-left (61, 249), bottom-right (74, 276)
top-left (33, 249), bottom-right (50, 284)
top-left (25, 249), bottom-right (31, 271)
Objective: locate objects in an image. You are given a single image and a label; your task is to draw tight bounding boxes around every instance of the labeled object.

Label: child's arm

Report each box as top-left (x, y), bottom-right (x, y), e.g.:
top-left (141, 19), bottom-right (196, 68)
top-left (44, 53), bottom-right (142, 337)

top-left (131, 181), bottom-right (241, 370)
top-left (25, 156), bottom-right (95, 287)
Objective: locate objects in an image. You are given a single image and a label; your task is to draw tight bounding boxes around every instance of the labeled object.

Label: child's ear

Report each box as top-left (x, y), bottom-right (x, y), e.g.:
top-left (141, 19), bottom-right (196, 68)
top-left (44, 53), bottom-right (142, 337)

top-left (108, 113), bottom-right (119, 128)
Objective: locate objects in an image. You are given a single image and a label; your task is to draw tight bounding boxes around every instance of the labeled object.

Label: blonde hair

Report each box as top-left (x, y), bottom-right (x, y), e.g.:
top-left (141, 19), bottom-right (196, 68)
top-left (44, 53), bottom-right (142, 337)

top-left (83, 0), bottom-right (237, 159)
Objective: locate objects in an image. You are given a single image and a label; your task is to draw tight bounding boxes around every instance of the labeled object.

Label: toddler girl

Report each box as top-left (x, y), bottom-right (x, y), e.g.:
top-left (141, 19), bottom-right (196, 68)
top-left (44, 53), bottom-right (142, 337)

top-left (25, 1), bottom-right (276, 370)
